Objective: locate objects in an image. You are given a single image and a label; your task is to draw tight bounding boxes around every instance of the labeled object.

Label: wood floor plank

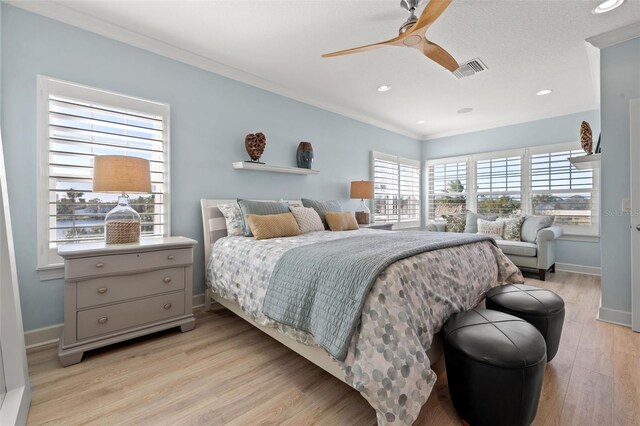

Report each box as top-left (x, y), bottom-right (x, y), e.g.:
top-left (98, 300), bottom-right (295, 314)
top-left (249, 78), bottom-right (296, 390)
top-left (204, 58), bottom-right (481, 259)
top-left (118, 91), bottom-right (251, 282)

top-left (25, 272), bottom-right (639, 426)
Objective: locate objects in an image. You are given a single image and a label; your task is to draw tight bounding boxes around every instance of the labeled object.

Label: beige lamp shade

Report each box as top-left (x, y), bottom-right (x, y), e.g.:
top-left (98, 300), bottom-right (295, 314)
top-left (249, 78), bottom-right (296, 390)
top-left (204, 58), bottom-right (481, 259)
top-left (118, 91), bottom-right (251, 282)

top-left (92, 155), bottom-right (151, 193)
top-left (350, 180), bottom-right (374, 199)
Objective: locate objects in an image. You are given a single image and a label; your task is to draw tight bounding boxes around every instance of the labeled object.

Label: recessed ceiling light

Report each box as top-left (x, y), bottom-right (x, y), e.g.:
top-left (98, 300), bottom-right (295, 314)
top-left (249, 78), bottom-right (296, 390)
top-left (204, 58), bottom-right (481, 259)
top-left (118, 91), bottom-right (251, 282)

top-left (536, 89), bottom-right (553, 96)
top-left (457, 108), bottom-right (473, 114)
top-left (592, 0), bottom-right (624, 14)
top-left (377, 85), bottom-right (392, 92)
top-left (416, 120), bottom-right (425, 124)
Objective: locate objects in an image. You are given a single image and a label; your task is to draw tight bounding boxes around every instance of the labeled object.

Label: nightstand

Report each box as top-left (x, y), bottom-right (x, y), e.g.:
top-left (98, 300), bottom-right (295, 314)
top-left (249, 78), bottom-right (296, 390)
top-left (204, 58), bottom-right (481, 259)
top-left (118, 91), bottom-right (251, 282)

top-left (359, 223), bottom-right (394, 231)
top-left (57, 236), bottom-right (197, 366)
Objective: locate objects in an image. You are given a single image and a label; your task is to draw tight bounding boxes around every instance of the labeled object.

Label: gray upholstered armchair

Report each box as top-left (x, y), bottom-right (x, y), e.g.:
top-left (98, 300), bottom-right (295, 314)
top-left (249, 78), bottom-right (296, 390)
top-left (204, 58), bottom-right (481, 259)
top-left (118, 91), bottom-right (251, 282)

top-left (426, 215), bottom-right (563, 281)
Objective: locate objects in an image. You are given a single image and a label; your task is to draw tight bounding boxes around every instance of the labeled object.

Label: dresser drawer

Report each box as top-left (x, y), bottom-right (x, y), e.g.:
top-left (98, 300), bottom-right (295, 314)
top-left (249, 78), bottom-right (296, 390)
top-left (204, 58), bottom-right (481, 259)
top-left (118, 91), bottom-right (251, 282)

top-left (65, 248), bottom-right (192, 280)
top-left (76, 268), bottom-right (185, 309)
top-left (77, 292), bottom-right (185, 340)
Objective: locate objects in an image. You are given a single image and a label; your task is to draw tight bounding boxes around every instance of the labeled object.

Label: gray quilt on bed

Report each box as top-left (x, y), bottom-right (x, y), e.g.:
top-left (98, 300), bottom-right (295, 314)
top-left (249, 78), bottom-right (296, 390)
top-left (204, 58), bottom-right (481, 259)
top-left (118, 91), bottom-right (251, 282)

top-left (262, 231), bottom-right (495, 361)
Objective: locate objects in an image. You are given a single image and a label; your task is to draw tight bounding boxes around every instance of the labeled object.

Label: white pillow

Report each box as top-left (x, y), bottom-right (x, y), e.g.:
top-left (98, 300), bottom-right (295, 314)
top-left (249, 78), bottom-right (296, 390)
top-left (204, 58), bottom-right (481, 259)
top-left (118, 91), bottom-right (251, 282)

top-left (477, 218), bottom-right (504, 240)
top-left (289, 207), bottom-right (325, 233)
top-left (218, 202), bottom-right (244, 237)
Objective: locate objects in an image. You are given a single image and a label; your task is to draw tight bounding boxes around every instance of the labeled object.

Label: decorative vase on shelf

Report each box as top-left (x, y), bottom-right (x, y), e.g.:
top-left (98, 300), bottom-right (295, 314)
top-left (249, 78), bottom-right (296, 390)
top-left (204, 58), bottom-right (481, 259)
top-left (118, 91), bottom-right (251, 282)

top-left (245, 132), bottom-right (266, 163)
top-left (580, 121), bottom-right (593, 155)
top-left (296, 142), bottom-right (314, 169)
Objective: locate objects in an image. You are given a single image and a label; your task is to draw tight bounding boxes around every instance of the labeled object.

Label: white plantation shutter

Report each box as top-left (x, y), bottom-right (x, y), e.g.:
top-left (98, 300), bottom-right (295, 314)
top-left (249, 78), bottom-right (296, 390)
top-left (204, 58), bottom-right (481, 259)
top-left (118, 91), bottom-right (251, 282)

top-left (427, 161), bottom-right (467, 220)
top-left (476, 156), bottom-right (522, 216)
top-left (38, 77), bottom-right (170, 268)
top-left (530, 148), bottom-right (598, 235)
top-left (372, 152), bottom-right (420, 227)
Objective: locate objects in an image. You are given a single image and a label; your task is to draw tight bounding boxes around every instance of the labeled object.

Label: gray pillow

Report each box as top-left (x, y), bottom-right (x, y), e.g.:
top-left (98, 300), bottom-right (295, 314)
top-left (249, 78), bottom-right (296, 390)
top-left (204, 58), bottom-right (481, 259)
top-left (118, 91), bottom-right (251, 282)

top-left (464, 211), bottom-right (498, 233)
top-left (301, 199), bottom-right (342, 229)
top-left (237, 199), bottom-right (290, 237)
top-left (521, 215), bottom-right (555, 243)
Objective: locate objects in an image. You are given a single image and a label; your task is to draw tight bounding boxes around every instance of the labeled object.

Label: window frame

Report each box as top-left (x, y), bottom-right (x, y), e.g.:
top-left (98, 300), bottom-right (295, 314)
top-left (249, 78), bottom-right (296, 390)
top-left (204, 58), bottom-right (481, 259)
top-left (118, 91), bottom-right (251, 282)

top-left (371, 151), bottom-right (421, 229)
top-left (425, 156), bottom-right (470, 221)
top-left (37, 76), bottom-right (171, 273)
top-left (425, 142), bottom-right (599, 238)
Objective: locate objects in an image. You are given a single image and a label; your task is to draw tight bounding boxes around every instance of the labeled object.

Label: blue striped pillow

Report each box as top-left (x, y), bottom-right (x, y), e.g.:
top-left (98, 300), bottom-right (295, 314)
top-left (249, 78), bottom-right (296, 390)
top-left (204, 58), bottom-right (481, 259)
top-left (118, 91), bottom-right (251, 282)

top-left (237, 199), bottom-right (290, 237)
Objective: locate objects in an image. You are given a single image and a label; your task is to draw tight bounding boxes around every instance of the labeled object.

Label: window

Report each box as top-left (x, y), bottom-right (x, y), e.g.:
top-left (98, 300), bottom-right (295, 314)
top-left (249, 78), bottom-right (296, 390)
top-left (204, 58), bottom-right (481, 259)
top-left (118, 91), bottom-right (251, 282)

top-left (372, 152), bottom-right (421, 227)
top-left (529, 147), bottom-right (598, 236)
top-left (427, 161), bottom-right (467, 220)
top-left (37, 77), bottom-right (170, 269)
top-left (425, 143), bottom-right (599, 237)
top-left (476, 156), bottom-right (522, 216)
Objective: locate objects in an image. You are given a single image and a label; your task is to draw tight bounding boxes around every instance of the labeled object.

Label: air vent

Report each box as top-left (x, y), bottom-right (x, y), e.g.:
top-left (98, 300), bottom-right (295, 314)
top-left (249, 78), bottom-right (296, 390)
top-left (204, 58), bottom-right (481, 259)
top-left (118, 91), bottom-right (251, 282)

top-left (452, 58), bottom-right (488, 79)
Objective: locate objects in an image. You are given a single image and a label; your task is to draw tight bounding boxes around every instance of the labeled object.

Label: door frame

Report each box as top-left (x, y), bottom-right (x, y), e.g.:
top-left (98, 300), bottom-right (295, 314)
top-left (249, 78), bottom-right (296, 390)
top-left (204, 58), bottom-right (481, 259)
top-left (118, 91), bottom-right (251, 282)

top-left (630, 98), bottom-right (640, 332)
top-left (0, 130), bottom-right (31, 424)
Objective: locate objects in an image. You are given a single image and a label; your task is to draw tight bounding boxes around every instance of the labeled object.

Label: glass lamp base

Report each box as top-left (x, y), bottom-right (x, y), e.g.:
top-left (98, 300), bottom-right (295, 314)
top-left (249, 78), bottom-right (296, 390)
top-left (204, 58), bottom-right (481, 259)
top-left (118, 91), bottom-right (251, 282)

top-left (355, 199), bottom-right (371, 224)
top-left (105, 196), bottom-right (141, 244)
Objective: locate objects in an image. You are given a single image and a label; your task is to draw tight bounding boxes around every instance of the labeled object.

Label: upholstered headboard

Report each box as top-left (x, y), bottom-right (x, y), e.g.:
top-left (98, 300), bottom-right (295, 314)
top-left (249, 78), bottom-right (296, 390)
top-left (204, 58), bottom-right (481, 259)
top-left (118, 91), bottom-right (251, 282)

top-left (200, 199), bottom-right (303, 266)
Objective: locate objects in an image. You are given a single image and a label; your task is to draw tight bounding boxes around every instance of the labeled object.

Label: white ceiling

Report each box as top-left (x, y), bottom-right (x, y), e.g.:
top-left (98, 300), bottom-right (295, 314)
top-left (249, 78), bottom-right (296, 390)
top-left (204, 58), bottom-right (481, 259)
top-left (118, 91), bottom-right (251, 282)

top-left (16, 0), bottom-right (640, 139)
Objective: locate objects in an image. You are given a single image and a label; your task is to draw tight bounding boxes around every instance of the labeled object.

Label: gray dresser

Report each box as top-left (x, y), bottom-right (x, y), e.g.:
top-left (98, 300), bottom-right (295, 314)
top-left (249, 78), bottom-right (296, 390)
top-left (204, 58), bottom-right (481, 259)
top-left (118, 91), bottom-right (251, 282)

top-left (57, 236), bottom-right (197, 366)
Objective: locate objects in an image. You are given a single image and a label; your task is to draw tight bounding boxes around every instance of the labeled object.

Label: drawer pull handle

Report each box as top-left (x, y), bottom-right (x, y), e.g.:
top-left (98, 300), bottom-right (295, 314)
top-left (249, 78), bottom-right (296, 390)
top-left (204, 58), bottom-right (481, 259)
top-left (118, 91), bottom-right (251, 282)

top-left (163, 277), bottom-right (172, 283)
top-left (163, 303), bottom-right (172, 310)
top-left (97, 287), bottom-right (108, 294)
top-left (98, 316), bottom-right (108, 324)
top-left (167, 255), bottom-right (175, 260)
top-left (96, 262), bottom-right (104, 268)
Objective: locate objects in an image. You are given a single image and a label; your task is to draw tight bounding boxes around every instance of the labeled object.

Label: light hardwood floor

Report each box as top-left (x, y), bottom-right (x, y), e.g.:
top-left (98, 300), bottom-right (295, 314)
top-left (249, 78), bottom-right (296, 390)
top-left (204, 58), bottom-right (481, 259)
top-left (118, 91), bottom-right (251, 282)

top-left (26, 271), bottom-right (640, 425)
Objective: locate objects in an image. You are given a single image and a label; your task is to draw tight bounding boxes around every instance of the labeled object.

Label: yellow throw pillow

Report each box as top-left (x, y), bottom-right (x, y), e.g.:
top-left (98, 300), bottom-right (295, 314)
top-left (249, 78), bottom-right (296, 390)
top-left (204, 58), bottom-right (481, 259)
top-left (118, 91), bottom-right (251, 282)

top-left (245, 213), bottom-right (301, 240)
top-left (324, 212), bottom-right (359, 231)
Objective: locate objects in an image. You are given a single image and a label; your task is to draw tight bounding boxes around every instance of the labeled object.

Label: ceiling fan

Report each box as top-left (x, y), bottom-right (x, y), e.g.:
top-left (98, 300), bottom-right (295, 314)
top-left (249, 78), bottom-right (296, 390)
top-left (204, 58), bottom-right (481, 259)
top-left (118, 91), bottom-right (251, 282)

top-left (322, 0), bottom-right (459, 73)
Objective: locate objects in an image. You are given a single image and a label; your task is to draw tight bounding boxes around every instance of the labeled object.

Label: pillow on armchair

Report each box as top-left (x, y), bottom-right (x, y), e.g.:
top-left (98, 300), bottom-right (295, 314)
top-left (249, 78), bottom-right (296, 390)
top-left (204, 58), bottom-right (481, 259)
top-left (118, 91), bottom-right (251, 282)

top-left (443, 214), bottom-right (466, 233)
top-left (521, 215), bottom-right (555, 243)
top-left (464, 211), bottom-right (498, 233)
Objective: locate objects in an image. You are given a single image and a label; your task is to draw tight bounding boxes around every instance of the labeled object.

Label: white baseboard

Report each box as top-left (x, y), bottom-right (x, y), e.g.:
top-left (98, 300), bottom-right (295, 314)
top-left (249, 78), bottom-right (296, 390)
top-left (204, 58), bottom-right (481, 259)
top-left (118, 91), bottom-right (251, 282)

top-left (597, 305), bottom-right (632, 327)
top-left (25, 293), bottom-right (206, 350)
top-left (555, 262), bottom-right (601, 276)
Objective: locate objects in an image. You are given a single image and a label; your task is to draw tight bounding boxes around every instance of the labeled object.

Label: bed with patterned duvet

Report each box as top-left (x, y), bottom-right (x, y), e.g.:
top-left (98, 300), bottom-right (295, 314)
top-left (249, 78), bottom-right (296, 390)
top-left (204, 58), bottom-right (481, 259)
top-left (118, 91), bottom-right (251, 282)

top-left (206, 228), bottom-right (523, 425)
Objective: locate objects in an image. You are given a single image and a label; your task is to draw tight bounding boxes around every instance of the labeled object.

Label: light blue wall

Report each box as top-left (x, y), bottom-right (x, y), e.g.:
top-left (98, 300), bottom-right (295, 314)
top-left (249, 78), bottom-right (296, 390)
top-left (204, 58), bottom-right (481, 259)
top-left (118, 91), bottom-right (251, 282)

top-left (0, 5), bottom-right (420, 331)
top-left (422, 110), bottom-right (602, 268)
top-left (599, 36), bottom-right (640, 319)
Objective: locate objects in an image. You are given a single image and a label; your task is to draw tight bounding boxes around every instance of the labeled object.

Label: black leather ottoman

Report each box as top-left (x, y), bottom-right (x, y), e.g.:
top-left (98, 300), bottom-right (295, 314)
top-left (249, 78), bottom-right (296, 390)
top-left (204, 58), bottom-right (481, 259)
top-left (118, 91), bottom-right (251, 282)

top-left (486, 284), bottom-right (565, 362)
top-left (443, 309), bottom-right (546, 426)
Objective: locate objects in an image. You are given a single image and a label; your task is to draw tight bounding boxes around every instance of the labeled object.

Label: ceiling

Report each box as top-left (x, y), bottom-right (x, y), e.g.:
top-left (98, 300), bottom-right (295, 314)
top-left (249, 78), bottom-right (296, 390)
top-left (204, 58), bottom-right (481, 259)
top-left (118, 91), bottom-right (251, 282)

top-left (16, 0), bottom-right (640, 139)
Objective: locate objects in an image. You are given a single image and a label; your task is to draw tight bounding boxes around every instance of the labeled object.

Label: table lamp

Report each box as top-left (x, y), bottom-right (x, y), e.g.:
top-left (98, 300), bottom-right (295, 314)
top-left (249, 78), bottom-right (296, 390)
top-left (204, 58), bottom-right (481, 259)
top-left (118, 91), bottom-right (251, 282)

top-left (350, 180), bottom-right (374, 224)
top-left (93, 155), bottom-right (151, 244)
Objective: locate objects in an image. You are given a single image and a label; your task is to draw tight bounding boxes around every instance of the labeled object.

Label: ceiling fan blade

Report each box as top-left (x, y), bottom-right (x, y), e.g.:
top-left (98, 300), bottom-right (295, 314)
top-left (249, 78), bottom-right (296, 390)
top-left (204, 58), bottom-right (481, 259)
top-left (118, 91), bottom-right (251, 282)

top-left (423, 40), bottom-right (459, 72)
top-left (322, 34), bottom-right (406, 58)
top-left (411, 0), bottom-right (453, 33)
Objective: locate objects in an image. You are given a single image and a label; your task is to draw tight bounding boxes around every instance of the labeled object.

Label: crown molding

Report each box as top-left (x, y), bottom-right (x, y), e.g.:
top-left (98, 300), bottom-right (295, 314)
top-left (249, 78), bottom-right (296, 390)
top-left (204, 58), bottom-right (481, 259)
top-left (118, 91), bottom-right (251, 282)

top-left (421, 104), bottom-right (601, 141)
top-left (586, 21), bottom-right (640, 49)
top-left (4, 0), bottom-right (422, 140)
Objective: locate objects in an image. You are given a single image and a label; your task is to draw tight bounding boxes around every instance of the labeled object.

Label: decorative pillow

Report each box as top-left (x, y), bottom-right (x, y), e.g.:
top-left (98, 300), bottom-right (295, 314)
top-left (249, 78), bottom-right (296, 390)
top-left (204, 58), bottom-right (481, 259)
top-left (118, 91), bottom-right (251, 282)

top-left (477, 218), bottom-right (504, 240)
top-left (497, 216), bottom-right (526, 241)
top-left (464, 211), bottom-right (498, 233)
top-left (217, 202), bottom-right (244, 237)
top-left (442, 214), bottom-right (465, 233)
top-left (521, 215), bottom-right (555, 243)
top-left (237, 199), bottom-right (290, 237)
top-left (289, 207), bottom-right (325, 233)
top-left (324, 211), bottom-right (359, 231)
top-left (301, 199), bottom-right (343, 229)
top-left (245, 213), bottom-right (301, 240)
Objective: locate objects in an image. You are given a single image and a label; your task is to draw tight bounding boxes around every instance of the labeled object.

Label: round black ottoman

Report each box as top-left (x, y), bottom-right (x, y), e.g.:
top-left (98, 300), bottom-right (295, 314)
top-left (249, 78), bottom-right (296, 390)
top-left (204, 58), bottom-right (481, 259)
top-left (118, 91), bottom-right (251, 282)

top-left (443, 309), bottom-right (546, 426)
top-left (486, 284), bottom-right (565, 362)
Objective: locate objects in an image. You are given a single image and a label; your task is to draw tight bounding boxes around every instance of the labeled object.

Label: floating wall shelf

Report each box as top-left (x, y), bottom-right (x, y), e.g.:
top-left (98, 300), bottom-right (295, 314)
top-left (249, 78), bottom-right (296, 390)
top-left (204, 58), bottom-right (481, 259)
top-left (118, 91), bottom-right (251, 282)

top-left (568, 153), bottom-right (601, 170)
top-left (232, 162), bottom-right (319, 175)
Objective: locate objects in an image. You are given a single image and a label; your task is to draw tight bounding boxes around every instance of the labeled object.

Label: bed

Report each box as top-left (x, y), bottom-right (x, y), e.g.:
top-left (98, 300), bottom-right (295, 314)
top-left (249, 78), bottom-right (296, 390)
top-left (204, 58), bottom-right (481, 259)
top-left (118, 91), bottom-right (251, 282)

top-left (200, 199), bottom-right (523, 425)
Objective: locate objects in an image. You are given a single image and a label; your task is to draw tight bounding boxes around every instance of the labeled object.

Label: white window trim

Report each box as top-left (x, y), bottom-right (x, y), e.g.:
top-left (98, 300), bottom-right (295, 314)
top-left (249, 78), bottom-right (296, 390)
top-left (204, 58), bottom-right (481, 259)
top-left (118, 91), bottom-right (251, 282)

top-left (425, 142), bottom-right (600, 237)
top-left (371, 151), bottom-right (421, 229)
top-left (36, 76), bottom-right (171, 276)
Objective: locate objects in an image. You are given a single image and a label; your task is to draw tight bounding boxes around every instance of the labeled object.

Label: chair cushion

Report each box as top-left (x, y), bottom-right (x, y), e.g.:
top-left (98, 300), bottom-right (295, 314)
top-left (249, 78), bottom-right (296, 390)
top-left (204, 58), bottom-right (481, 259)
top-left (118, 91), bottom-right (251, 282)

top-left (521, 215), bottom-right (554, 243)
top-left (496, 240), bottom-right (537, 257)
top-left (464, 211), bottom-right (498, 233)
